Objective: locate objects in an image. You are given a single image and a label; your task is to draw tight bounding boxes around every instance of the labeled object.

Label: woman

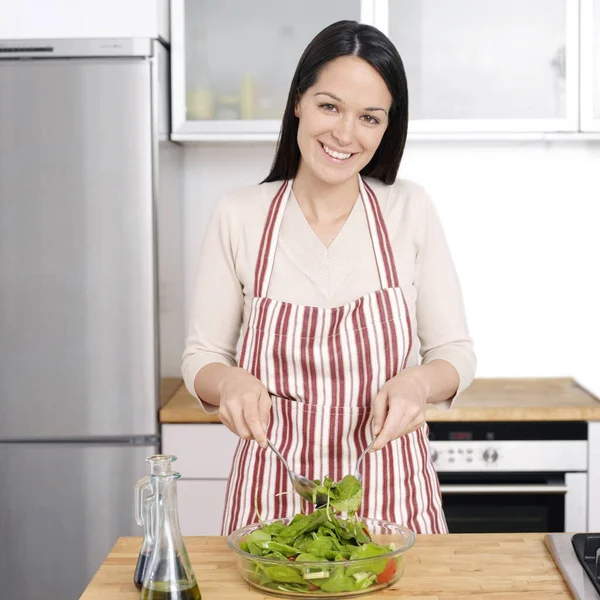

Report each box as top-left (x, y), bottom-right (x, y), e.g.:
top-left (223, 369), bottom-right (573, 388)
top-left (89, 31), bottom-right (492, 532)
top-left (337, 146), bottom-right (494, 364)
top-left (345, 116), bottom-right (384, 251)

top-left (182, 20), bottom-right (476, 535)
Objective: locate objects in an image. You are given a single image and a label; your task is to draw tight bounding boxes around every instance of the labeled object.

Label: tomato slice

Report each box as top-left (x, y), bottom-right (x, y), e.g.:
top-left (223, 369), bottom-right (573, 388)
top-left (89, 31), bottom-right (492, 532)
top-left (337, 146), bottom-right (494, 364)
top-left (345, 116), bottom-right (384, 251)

top-left (376, 558), bottom-right (397, 584)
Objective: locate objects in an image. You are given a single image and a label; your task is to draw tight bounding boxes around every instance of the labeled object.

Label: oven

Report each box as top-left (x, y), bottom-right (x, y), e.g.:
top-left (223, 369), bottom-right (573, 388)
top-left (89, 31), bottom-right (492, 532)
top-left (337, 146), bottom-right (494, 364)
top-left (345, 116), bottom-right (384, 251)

top-left (429, 422), bottom-right (588, 534)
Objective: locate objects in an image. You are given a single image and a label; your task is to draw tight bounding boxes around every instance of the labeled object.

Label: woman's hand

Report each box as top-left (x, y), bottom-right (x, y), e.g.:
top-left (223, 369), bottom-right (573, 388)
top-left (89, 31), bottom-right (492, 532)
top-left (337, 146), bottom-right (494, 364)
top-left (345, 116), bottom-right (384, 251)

top-left (370, 368), bottom-right (430, 452)
top-left (218, 367), bottom-right (272, 448)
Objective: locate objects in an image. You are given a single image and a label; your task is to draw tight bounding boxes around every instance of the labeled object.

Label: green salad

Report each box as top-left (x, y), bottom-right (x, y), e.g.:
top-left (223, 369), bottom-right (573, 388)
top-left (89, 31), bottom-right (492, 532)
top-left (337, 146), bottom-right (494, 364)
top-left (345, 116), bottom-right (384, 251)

top-left (239, 475), bottom-right (401, 594)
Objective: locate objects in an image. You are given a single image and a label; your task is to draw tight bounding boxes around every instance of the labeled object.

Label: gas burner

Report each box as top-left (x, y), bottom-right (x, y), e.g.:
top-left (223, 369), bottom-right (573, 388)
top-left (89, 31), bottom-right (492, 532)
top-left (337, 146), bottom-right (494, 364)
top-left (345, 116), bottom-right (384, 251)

top-left (572, 534), bottom-right (600, 595)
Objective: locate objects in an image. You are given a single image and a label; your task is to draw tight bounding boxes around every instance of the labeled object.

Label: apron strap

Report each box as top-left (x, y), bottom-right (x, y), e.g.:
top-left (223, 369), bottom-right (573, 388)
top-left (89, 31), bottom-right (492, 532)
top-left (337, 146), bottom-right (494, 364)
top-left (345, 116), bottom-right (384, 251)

top-left (360, 178), bottom-right (400, 289)
top-left (254, 180), bottom-right (291, 298)
top-left (253, 177), bottom-right (400, 297)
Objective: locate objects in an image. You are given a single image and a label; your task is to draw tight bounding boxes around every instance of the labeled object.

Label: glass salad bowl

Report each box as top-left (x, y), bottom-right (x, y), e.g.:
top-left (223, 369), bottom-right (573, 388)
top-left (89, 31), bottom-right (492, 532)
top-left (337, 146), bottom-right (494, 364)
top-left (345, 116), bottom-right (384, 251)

top-left (227, 516), bottom-right (416, 598)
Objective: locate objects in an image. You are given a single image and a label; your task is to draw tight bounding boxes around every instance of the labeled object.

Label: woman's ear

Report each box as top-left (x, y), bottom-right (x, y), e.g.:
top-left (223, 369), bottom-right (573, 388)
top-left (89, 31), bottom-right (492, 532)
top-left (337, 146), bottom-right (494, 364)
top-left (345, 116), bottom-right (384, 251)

top-left (294, 93), bottom-right (301, 118)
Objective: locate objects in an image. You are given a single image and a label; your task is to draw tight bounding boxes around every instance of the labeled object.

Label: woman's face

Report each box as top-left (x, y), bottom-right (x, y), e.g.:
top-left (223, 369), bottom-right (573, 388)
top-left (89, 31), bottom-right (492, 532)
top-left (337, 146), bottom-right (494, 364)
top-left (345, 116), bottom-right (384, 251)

top-left (294, 55), bottom-right (393, 186)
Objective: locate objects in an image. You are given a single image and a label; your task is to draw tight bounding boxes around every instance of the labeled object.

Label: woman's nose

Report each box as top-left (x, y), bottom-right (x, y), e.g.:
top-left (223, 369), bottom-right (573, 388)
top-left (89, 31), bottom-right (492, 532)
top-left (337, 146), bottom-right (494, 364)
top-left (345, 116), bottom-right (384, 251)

top-left (332, 117), bottom-right (354, 146)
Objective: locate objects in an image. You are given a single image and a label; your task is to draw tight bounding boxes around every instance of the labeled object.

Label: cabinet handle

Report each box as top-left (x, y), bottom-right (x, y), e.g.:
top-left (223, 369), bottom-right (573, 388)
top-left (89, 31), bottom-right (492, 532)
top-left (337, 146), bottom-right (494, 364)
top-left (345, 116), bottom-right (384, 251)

top-left (440, 484), bottom-right (567, 495)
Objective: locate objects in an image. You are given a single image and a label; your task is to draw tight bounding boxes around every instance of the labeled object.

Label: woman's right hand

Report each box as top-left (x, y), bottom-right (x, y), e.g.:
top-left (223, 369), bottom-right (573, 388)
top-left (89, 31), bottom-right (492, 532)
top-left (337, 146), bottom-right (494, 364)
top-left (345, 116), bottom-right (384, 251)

top-left (217, 367), bottom-right (271, 448)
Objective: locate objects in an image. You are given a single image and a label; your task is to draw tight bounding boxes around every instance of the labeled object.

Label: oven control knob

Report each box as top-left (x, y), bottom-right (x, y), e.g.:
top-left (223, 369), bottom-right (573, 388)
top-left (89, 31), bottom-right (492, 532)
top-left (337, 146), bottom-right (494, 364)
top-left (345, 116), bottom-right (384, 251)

top-left (431, 449), bottom-right (438, 463)
top-left (483, 448), bottom-right (498, 463)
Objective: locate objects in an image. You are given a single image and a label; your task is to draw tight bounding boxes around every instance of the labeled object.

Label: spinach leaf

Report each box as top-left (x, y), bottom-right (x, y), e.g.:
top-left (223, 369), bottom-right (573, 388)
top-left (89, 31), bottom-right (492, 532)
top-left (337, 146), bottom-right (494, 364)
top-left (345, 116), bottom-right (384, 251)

top-left (329, 475), bottom-right (363, 514)
top-left (318, 566), bottom-right (358, 593)
top-left (260, 565), bottom-right (306, 585)
top-left (345, 543), bottom-right (390, 576)
top-left (262, 541), bottom-right (301, 556)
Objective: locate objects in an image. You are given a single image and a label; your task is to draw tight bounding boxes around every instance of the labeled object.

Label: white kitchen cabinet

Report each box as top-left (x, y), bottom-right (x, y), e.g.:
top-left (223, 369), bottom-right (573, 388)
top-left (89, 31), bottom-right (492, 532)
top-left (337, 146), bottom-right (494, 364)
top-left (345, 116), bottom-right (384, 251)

top-left (172, 0), bottom-right (600, 140)
top-left (386, 0), bottom-right (579, 133)
top-left (171, 0), bottom-right (362, 140)
top-left (162, 424), bottom-right (238, 535)
top-left (581, 0), bottom-right (600, 129)
top-left (178, 479), bottom-right (228, 535)
top-left (0, 0), bottom-right (169, 41)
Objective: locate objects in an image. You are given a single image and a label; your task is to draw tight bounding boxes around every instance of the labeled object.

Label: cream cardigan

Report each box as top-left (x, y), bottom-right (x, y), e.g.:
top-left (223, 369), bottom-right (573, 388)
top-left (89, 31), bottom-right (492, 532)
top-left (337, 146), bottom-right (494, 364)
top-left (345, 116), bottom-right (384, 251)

top-left (182, 177), bottom-right (476, 413)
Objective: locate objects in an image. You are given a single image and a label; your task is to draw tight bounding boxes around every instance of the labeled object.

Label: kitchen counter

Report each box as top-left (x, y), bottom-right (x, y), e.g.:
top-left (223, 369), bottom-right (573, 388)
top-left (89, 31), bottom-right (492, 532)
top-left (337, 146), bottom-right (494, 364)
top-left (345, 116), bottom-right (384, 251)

top-left (80, 533), bottom-right (570, 599)
top-left (160, 377), bottom-right (600, 423)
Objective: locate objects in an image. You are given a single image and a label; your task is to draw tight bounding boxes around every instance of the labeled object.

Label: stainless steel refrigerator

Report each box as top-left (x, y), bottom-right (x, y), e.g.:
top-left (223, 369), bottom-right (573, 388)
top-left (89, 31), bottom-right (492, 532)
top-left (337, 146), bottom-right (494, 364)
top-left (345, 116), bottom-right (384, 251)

top-left (0, 38), bottom-right (183, 599)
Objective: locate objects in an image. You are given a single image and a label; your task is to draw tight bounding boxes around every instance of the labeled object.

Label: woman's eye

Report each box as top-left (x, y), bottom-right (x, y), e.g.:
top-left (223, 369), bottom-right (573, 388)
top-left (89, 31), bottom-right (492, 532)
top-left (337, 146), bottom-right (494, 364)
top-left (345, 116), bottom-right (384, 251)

top-left (361, 115), bottom-right (380, 125)
top-left (320, 103), bottom-right (337, 112)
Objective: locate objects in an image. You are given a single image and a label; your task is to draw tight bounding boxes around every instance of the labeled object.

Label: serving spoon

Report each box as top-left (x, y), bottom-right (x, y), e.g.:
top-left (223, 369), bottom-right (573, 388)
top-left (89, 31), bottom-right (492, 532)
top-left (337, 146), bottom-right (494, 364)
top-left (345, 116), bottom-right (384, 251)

top-left (267, 438), bottom-right (376, 506)
top-left (267, 440), bottom-right (329, 506)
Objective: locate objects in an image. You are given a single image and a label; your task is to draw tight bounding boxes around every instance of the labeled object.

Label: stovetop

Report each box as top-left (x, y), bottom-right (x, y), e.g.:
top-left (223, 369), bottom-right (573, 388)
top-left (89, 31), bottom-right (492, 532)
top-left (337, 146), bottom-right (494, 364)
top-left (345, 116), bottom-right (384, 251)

top-left (572, 534), bottom-right (600, 595)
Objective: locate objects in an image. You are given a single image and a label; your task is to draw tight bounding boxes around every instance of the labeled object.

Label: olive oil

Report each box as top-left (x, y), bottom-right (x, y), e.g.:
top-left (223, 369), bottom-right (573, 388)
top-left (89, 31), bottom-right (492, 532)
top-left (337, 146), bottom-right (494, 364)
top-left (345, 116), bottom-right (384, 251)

top-left (140, 583), bottom-right (202, 600)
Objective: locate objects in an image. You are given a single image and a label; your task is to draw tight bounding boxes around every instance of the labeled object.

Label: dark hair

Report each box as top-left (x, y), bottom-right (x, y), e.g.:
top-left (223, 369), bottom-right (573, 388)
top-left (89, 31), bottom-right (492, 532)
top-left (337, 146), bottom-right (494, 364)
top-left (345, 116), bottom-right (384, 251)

top-left (262, 20), bottom-right (408, 186)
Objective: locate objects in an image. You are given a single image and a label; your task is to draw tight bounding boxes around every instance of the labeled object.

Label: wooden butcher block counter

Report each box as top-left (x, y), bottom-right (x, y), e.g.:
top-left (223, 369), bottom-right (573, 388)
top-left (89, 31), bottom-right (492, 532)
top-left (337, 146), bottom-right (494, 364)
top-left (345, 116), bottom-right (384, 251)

top-left (81, 533), bottom-right (571, 599)
top-left (160, 377), bottom-right (600, 423)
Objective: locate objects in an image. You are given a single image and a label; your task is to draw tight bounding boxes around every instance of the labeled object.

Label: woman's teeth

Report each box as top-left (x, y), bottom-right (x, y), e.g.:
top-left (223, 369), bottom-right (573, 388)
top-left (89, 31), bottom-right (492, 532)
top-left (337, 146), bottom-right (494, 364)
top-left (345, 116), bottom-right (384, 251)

top-left (322, 144), bottom-right (352, 160)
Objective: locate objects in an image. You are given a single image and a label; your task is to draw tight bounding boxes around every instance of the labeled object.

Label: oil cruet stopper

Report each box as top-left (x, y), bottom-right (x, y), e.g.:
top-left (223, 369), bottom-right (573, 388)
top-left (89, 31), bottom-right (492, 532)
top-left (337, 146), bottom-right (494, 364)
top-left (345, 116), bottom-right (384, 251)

top-left (140, 461), bottom-right (201, 599)
top-left (134, 455), bottom-right (178, 590)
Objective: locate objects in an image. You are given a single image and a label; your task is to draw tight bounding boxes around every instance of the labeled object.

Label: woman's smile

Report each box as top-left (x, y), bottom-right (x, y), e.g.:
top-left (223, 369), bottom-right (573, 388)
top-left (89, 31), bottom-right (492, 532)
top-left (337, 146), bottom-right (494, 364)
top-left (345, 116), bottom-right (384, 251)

top-left (318, 141), bottom-right (357, 163)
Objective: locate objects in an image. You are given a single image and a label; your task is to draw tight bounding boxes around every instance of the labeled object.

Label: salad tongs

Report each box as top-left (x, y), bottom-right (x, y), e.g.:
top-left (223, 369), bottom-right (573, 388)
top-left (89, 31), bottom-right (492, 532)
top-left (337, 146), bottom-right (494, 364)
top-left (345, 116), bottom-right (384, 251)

top-left (267, 438), bottom-right (377, 506)
top-left (266, 440), bottom-right (329, 507)
top-left (353, 440), bottom-right (376, 482)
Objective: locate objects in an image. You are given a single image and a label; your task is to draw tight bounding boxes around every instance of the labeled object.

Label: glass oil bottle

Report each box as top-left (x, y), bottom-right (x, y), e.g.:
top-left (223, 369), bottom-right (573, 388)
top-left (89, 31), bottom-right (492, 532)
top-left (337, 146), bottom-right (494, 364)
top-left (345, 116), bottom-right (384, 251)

top-left (134, 455), bottom-right (177, 590)
top-left (140, 463), bottom-right (201, 600)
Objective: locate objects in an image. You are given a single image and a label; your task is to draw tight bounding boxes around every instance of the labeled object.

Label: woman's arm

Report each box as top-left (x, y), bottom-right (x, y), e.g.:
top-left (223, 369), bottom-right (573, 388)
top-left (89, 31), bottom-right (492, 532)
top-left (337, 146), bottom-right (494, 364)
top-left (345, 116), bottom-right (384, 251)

top-left (181, 194), bottom-right (271, 447)
top-left (412, 187), bottom-right (476, 406)
top-left (371, 186), bottom-right (476, 451)
top-left (181, 196), bottom-right (244, 413)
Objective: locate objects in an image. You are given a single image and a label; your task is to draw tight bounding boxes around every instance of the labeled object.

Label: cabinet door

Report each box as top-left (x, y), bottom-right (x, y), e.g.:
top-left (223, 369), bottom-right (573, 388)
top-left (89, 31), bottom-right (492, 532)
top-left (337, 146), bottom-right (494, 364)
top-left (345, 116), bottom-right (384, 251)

top-left (178, 479), bottom-right (228, 535)
top-left (171, 0), bottom-right (362, 140)
top-left (162, 424), bottom-right (238, 478)
top-left (386, 0), bottom-right (578, 132)
top-left (581, 0), bottom-right (600, 130)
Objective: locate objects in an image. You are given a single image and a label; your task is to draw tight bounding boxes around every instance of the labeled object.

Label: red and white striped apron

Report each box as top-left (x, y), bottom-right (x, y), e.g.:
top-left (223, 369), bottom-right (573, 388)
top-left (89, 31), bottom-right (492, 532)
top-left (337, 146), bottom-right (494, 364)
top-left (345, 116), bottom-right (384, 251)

top-left (221, 177), bottom-right (447, 535)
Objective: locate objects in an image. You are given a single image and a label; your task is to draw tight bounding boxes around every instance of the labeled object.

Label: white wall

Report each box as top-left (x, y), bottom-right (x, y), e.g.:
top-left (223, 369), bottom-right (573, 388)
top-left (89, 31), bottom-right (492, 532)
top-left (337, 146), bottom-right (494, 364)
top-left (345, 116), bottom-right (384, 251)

top-left (182, 141), bottom-right (600, 396)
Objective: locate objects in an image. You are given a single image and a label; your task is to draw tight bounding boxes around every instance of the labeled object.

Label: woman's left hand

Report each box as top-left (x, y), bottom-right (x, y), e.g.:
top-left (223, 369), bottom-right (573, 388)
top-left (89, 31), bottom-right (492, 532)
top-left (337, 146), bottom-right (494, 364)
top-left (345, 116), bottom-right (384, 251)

top-left (370, 368), bottom-right (430, 452)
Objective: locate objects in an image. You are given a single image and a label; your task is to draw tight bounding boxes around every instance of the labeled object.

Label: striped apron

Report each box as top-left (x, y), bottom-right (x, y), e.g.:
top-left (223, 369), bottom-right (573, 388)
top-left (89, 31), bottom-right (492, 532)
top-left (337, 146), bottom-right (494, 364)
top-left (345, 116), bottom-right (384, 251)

top-left (221, 177), bottom-right (447, 535)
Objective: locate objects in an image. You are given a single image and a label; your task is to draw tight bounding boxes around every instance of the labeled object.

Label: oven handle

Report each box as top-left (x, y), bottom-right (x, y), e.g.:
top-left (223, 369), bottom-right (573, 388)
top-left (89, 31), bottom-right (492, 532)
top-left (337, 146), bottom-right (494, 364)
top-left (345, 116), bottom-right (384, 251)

top-left (440, 484), bottom-right (567, 494)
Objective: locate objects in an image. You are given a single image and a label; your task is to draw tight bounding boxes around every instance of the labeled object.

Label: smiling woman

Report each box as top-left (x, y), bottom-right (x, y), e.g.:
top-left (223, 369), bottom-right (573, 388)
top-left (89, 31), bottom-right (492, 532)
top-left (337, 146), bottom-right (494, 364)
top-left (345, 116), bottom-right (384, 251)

top-left (293, 56), bottom-right (392, 188)
top-left (182, 20), bottom-right (476, 537)
top-left (265, 20), bottom-right (407, 187)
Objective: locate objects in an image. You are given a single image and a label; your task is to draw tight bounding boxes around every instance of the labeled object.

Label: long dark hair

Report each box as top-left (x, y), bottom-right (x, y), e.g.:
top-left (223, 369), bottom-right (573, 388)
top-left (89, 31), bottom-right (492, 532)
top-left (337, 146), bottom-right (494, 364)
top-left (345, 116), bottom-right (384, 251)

top-left (262, 20), bottom-right (409, 186)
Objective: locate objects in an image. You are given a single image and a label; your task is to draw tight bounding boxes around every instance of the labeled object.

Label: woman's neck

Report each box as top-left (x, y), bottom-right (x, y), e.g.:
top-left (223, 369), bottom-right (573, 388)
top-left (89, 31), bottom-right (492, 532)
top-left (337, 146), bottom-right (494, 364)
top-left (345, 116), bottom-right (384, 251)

top-left (292, 162), bottom-right (359, 224)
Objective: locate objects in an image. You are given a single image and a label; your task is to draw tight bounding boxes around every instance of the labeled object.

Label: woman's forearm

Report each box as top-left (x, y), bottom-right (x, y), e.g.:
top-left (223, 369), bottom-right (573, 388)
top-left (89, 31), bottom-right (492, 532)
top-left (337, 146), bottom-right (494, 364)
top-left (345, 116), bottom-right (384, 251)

top-left (404, 359), bottom-right (460, 405)
top-left (193, 363), bottom-right (234, 407)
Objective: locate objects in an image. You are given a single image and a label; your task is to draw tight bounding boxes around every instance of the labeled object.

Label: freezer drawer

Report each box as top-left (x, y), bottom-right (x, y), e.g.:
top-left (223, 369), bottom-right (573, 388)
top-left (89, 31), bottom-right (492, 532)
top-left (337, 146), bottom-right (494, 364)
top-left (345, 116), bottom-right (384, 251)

top-left (0, 442), bottom-right (158, 600)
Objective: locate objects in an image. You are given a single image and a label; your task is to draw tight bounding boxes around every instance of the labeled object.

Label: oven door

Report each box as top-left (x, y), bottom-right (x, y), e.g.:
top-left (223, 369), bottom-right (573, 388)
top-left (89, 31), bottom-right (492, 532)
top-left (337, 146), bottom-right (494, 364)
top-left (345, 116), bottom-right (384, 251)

top-left (438, 472), bottom-right (587, 533)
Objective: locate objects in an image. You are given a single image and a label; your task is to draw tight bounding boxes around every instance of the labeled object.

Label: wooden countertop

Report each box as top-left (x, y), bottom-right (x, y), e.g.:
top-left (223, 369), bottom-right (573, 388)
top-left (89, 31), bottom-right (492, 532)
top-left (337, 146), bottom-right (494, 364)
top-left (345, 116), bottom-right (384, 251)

top-left (81, 533), bottom-right (570, 599)
top-left (160, 377), bottom-right (600, 423)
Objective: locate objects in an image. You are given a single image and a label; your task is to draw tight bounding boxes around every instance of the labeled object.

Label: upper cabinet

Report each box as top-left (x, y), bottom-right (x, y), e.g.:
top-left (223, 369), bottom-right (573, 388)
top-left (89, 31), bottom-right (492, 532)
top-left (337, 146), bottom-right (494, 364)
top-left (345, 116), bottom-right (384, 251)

top-left (0, 0), bottom-right (169, 41)
top-left (170, 0), bottom-right (598, 140)
top-left (171, 0), bottom-right (361, 140)
top-left (581, 0), bottom-right (600, 130)
top-left (386, 0), bottom-right (578, 133)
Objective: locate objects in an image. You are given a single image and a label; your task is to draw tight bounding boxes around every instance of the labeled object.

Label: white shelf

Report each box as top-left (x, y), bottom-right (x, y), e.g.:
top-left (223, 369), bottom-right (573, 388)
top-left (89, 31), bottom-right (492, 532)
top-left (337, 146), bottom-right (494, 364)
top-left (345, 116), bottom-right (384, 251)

top-left (171, 130), bottom-right (600, 144)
